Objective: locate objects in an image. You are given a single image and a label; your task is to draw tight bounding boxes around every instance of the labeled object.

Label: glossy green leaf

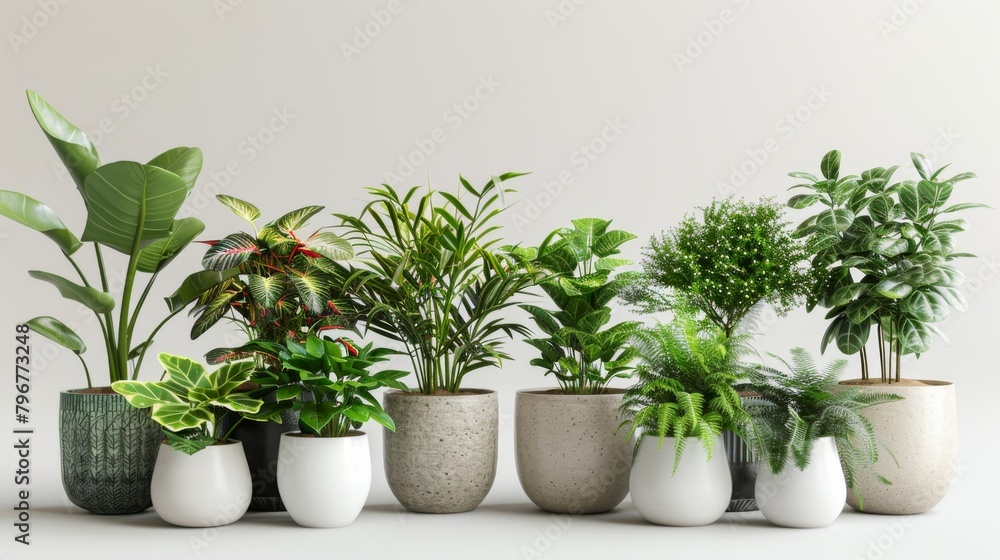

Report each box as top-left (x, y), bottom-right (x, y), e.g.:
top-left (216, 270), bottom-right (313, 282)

top-left (910, 152), bottom-right (932, 181)
top-left (216, 195), bottom-right (261, 224)
top-left (165, 268), bottom-right (240, 313)
top-left (900, 289), bottom-right (947, 322)
top-left (248, 274), bottom-right (284, 308)
top-left (874, 278), bottom-right (913, 299)
top-left (816, 208), bottom-right (855, 233)
top-left (148, 147), bottom-right (203, 193)
top-left (136, 217), bottom-right (205, 273)
top-left (821, 150), bottom-right (841, 180)
top-left (593, 230), bottom-right (637, 258)
top-left (81, 161), bottom-right (188, 254)
top-left (25, 316), bottom-right (85, 354)
top-left (273, 206), bottom-right (324, 234)
top-left (111, 380), bottom-right (182, 409)
top-left (26, 90), bottom-right (100, 193)
top-left (0, 190), bottom-right (82, 255)
top-left (28, 270), bottom-right (115, 313)
top-left (151, 403), bottom-right (213, 432)
top-left (202, 232), bottom-right (259, 270)
top-left (304, 231), bottom-right (353, 261)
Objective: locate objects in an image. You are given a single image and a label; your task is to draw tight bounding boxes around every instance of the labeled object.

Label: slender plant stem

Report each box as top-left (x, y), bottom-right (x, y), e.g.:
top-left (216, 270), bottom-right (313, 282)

top-left (76, 353), bottom-right (92, 389)
top-left (94, 245), bottom-right (119, 380)
top-left (127, 272), bottom-right (158, 343)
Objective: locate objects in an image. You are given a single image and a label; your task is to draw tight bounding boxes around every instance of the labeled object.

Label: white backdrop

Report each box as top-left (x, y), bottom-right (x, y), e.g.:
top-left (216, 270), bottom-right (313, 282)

top-left (1, 1), bottom-right (998, 559)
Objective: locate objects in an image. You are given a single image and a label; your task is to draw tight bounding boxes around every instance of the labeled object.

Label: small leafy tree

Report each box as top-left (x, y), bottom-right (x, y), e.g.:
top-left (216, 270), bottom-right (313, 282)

top-left (620, 197), bottom-right (810, 337)
top-left (788, 150), bottom-right (988, 382)
top-left (112, 354), bottom-right (264, 455)
top-left (248, 334), bottom-right (407, 437)
top-left (619, 312), bottom-right (752, 473)
top-left (335, 174), bottom-right (542, 394)
top-left (517, 218), bottom-right (641, 394)
top-left (739, 348), bottom-right (903, 508)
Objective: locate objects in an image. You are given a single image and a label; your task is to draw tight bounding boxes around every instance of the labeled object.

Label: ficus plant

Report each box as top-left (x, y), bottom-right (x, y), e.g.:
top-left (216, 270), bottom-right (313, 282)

top-left (739, 349), bottom-right (904, 508)
top-left (335, 174), bottom-right (543, 394)
top-left (246, 334), bottom-right (408, 437)
top-left (620, 196), bottom-right (810, 338)
top-left (788, 150), bottom-right (988, 383)
top-left (0, 91), bottom-right (235, 387)
top-left (187, 195), bottom-right (358, 370)
top-left (111, 354), bottom-right (265, 455)
top-left (619, 311), bottom-right (752, 473)
top-left (516, 218), bottom-right (641, 394)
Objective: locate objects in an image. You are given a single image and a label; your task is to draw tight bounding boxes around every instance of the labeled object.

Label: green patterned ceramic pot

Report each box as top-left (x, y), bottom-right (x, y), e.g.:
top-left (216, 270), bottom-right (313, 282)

top-left (60, 390), bottom-right (162, 514)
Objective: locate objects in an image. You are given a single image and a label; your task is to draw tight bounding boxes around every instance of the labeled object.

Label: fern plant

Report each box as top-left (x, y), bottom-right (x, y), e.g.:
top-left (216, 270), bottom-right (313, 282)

top-left (740, 348), bottom-right (903, 505)
top-left (517, 218), bottom-right (641, 394)
top-left (619, 312), bottom-right (752, 473)
top-left (188, 195), bottom-right (357, 371)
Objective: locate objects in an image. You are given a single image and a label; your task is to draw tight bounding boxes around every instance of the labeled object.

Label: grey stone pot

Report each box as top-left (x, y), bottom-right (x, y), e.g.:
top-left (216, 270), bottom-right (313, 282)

top-left (843, 380), bottom-right (958, 515)
top-left (383, 389), bottom-right (498, 513)
top-left (60, 390), bottom-right (162, 514)
top-left (515, 389), bottom-right (633, 514)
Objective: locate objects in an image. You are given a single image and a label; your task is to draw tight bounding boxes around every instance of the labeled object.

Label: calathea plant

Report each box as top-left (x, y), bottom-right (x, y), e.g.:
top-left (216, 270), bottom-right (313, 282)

top-left (788, 150), bottom-right (987, 382)
top-left (0, 91), bottom-right (234, 386)
top-left (335, 174), bottom-right (542, 394)
top-left (187, 195), bottom-right (357, 369)
top-left (619, 311), bottom-right (752, 472)
top-left (248, 334), bottom-right (407, 437)
top-left (740, 349), bottom-right (903, 505)
top-left (111, 354), bottom-right (265, 454)
top-left (620, 196), bottom-right (810, 338)
top-left (517, 218), bottom-right (640, 394)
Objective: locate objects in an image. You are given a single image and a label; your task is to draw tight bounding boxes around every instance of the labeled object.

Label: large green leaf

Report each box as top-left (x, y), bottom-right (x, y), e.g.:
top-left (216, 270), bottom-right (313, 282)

top-left (816, 208), bottom-right (855, 233)
top-left (147, 147), bottom-right (203, 193)
top-left (304, 231), bottom-right (353, 261)
top-left (111, 380), bottom-right (182, 409)
top-left (26, 90), bottom-right (100, 193)
top-left (273, 206), bottom-right (324, 234)
top-left (157, 353), bottom-right (209, 396)
top-left (0, 191), bottom-right (82, 255)
top-left (248, 274), bottom-right (284, 308)
top-left (290, 271), bottom-right (333, 314)
top-left (910, 152), bottom-right (932, 181)
top-left (28, 270), bottom-right (115, 313)
top-left (136, 217), bottom-right (206, 273)
top-left (202, 232), bottom-right (259, 270)
top-left (81, 162), bottom-right (188, 254)
top-left (216, 195), bottom-right (261, 224)
top-left (900, 288), bottom-right (947, 322)
top-left (165, 268), bottom-right (241, 313)
top-left (821, 150), bottom-right (841, 180)
top-left (894, 316), bottom-right (933, 354)
top-left (25, 316), bottom-right (86, 354)
top-left (593, 230), bottom-right (637, 258)
top-left (874, 278), bottom-right (913, 299)
top-left (822, 316), bottom-right (870, 355)
top-left (151, 403), bottom-right (212, 432)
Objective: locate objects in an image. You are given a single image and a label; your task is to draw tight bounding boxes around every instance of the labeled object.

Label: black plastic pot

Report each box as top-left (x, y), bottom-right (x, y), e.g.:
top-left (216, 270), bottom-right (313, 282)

top-left (218, 401), bottom-right (299, 512)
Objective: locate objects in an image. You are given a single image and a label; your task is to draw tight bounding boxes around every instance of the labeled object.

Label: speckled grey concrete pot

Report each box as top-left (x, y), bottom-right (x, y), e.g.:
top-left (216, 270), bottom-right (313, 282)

top-left (383, 389), bottom-right (498, 513)
top-left (842, 380), bottom-right (957, 515)
top-left (515, 389), bottom-right (633, 514)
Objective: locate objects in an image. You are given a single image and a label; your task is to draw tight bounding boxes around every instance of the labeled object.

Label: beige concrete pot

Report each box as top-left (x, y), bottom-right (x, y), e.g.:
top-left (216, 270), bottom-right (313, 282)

top-left (515, 389), bottom-right (633, 514)
top-left (383, 389), bottom-right (498, 513)
top-left (841, 379), bottom-right (958, 515)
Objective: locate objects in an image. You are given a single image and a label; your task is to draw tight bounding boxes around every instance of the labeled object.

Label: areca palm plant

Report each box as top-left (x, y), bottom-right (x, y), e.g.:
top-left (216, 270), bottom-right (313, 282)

top-left (188, 196), bottom-right (357, 370)
top-left (335, 174), bottom-right (541, 394)
top-left (619, 311), bottom-right (753, 472)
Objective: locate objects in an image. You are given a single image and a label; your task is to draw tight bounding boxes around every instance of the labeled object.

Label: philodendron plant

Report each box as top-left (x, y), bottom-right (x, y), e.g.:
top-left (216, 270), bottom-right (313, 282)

top-left (112, 354), bottom-right (265, 454)
top-left (517, 218), bottom-right (641, 394)
top-left (249, 334), bottom-right (407, 437)
top-left (788, 150), bottom-right (988, 382)
top-left (188, 196), bottom-right (357, 369)
top-left (336, 174), bottom-right (541, 394)
top-left (0, 91), bottom-right (235, 387)
top-left (619, 312), bottom-right (752, 472)
top-left (740, 349), bottom-right (903, 506)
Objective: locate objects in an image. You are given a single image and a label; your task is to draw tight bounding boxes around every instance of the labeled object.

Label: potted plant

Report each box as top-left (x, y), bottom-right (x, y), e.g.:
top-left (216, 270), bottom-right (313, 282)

top-left (0, 91), bottom-right (232, 514)
top-left (187, 196), bottom-right (355, 511)
top-left (788, 150), bottom-right (986, 513)
top-left (250, 334), bottom-right (407, 527)
top-left (741, 349), bottom-right (903, 527)
top-left (619, 196), bottom-right (811, 512)
top-left (335, 174), bottom-right (539, 513)
top-left (112, 354), bottom-right (264, 527)
top-left (619, 311), bottom-right (750, 526)
top-left (514, 218), bottom-right (640, 514)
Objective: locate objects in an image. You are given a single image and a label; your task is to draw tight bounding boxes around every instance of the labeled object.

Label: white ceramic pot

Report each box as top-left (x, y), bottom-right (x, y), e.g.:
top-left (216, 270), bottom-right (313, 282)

top-left (842, 380), bottom-right (957, 515)
top-left (383, 389), bottom-right (498, 513)
top-left (277, 431), bottom-right (372, 528)
top-left (150, 440), bottom-right (252, 527)
top-left (629, 435), bottom-right (731, 526)
top-left (755, 436), bottom-right (846, 528)
top-left (515, 389), bottom-right (633, 514)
